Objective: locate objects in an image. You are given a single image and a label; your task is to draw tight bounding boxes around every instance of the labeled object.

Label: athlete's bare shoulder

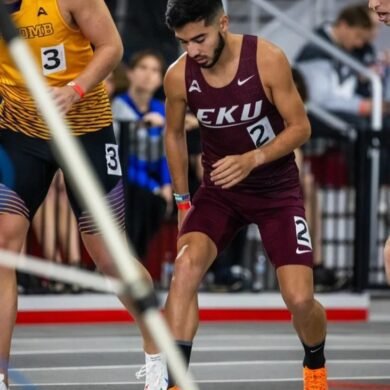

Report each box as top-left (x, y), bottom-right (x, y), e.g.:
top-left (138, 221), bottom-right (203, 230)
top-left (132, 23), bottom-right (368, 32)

top-left (58, 0), bottom-right (104, 12)
top-left (164, 53), bottom-right (187, 103)
top-left (56, 0), bottom-right (121, 52)
top-left (57, 0), bottom-right (110, 30)
top-left (257, 38), bottom-right (291, 89)
top-left (257, 39), bottom-right (288, 70)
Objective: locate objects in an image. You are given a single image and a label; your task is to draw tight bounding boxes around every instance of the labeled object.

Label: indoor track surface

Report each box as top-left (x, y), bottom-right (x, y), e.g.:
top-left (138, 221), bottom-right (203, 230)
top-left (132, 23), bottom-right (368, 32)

top-left (9, 317), bottom-right (390, 389)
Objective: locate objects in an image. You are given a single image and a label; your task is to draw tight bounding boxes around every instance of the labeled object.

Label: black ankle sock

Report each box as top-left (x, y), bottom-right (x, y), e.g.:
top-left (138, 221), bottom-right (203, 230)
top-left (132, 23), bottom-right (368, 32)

top-left (168, 340), bottom-right (193, 387)
top-left (302, 339), bottom-right (326, 369)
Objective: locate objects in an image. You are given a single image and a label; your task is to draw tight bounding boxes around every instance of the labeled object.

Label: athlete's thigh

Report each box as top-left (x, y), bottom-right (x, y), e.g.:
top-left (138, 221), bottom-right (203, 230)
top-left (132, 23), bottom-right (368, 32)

top-left (63, 125), bottom-right (125, 234)
top-left (0, 129), bottom-right (57, 221)
top-left (180, 187), bottom-right (245, 257)
top-left (257, 205), bottom-right (313, 269)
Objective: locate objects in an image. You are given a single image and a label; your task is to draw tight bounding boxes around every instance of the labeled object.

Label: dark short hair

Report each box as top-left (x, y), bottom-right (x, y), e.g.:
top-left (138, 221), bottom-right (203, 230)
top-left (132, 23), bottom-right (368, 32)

top-left (336, 4), bottom-right (374, 29)
top-left (127, 49), bottom-right (166, 76)
top-left (166, 0), bottom-right (224, 30)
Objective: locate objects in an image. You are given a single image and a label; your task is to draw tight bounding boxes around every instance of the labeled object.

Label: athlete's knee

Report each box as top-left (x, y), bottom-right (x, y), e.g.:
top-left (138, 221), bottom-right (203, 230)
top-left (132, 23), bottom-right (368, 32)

top-left (0, 214), bottom-right (29, 250)
top-left (283, 290), bottom-right (314, 315)
top-left (173, 244), bottom-right (204, 285)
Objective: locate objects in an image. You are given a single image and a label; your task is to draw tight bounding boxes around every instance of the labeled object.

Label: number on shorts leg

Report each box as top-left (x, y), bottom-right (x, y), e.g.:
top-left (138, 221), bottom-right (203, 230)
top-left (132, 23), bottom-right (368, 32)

top-left (105, 144), bottom-right (122, 176)
top-left (294, 216), bottom-right (312, 249)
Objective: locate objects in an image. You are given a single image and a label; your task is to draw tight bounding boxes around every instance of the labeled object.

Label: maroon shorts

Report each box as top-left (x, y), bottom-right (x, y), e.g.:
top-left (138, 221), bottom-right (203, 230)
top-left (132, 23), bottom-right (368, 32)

top-left (179, 187), bottom-right (313, 269)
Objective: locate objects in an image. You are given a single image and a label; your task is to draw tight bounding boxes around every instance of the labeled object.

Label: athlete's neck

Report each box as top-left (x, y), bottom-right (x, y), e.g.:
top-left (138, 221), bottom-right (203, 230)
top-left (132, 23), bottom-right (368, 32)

top-left (128, 87), bottom-right (153, 114)
top-left (203, 33), bottom-right (240, 74)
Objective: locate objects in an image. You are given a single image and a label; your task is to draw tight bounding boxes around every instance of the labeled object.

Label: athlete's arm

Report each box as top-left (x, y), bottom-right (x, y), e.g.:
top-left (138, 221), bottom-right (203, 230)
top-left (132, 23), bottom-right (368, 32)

top-left (164, 59), bottom-right (190, 220)
top-left (64, 0), bottom-right (123, 92)
top-left (52, 0), bottom-right (123, 113)
top-left (252, 41), bottom-right (311, 167)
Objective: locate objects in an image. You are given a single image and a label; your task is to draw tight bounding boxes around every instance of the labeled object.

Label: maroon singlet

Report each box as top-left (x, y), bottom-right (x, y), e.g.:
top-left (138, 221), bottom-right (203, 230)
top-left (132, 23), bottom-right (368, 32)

top-left (185, 34), bottom-right (300, 195)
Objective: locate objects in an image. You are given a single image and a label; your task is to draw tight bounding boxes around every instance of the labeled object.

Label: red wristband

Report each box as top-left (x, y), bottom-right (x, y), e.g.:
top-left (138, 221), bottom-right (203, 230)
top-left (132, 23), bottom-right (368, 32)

top-left (67, 81), bottom-right (85, 99)
top-left (177, 201), bottom-right (191, 211)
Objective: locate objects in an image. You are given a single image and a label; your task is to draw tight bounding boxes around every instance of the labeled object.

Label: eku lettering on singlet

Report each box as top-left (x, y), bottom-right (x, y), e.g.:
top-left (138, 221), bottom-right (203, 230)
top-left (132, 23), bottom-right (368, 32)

top-left (197, 100), bottom-right (262, 128)
top-left (185, 34), bottom-right (300, 193)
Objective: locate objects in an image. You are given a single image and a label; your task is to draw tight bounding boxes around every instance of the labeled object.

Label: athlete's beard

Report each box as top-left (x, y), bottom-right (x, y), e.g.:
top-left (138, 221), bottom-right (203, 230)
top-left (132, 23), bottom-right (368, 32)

top-left (200, 33), bottom-right (225, 69)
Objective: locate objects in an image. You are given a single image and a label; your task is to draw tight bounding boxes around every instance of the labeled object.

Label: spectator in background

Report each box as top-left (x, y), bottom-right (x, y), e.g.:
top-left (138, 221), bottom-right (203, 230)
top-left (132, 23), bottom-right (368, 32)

top-left (112, 50), bottom-right (172, 259)
top-left (295, 4), bottom-right (378, 126)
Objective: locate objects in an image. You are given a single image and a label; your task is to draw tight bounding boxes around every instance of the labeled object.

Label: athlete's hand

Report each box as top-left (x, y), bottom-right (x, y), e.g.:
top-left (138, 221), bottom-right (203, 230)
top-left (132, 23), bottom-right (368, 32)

top-left (51, 86), bottom-right (81, 115)
top-left (210, 152), bottom-right (257, 189)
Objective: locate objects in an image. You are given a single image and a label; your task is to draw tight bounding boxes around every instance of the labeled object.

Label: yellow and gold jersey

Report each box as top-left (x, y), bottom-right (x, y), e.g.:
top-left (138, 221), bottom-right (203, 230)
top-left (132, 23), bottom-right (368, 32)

top-left (0, 0), bottom-right (112, 139)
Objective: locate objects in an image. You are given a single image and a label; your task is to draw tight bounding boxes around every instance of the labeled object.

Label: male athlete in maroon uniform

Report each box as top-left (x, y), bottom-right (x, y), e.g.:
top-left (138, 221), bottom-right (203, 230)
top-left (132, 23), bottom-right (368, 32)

top-left (163, 1), bottom-right (328, 389)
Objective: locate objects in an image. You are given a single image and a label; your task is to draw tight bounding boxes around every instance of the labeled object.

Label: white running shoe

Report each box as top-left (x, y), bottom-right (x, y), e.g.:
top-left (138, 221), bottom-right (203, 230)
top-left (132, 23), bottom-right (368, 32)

top-left (136, 354), bottom-right (168, 390)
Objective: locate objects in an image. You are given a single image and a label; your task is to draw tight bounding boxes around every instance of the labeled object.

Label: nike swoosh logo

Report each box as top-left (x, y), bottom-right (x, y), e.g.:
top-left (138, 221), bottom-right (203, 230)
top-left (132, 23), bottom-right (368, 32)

top-left (296, 248), bottom-right (312, 254)
top-left (237, 75), bottom-right (255, 86)
top-left (310, 346), bottom-right (323, 353)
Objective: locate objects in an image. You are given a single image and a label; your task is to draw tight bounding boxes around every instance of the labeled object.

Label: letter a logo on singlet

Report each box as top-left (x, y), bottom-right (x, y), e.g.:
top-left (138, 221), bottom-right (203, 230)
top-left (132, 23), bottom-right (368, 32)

top-left (37, 7), bottom-right (48, 16)
top-left (189, 80), bottom-right (201, 93)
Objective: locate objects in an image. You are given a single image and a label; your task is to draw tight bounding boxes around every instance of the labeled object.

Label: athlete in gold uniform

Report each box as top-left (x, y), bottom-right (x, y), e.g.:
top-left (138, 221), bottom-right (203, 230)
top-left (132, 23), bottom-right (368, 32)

top-left (0, 1), bottom-right (166, 389)
top-left (0, 0), bottom-right (113, 138)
